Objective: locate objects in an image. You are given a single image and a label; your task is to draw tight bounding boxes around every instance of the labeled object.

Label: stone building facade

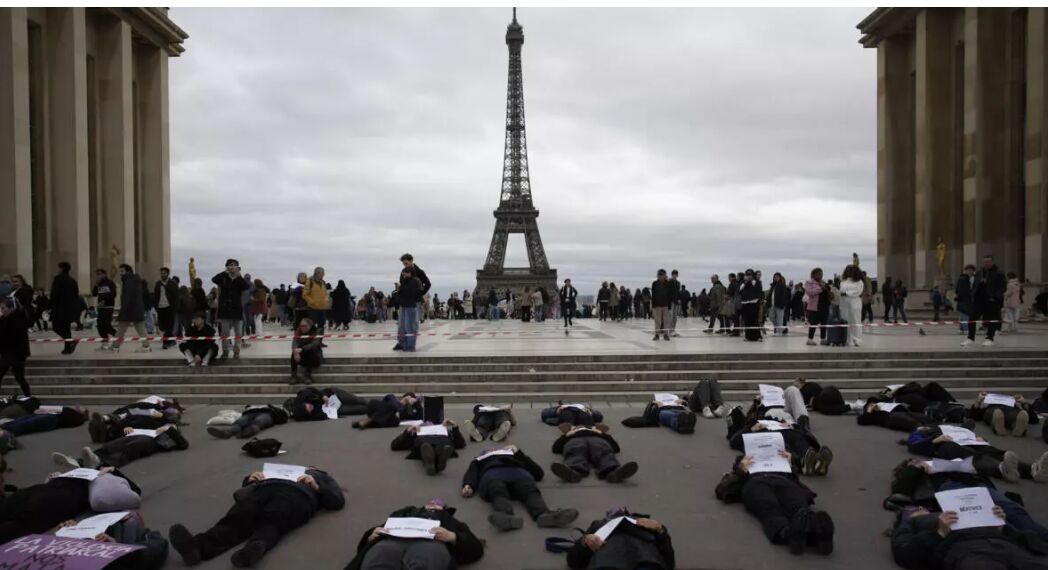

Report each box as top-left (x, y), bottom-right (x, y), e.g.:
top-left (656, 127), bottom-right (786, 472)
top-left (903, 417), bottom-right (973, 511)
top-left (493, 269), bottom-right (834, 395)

top-left (858, 8), bottom-right (1047, 288)
top-left (0, 8), bottom-right (186, 288)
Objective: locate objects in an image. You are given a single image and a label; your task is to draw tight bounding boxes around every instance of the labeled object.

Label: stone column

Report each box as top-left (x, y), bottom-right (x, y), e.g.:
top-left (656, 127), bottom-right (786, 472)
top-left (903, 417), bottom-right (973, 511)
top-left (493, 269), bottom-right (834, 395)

top-left (96, 17), bottom-right (135, 275)
top-left (877, 36), bottom-right (915, 287)
top-left (0, 8), bottom-right (33, 278)
top-left (46, 7), bottom-right (90, 286)
top-left (914, 9), bottom-right (957, 288)
top-left (135, 45), bottom-right (170, 280)
top-left (1026, 8), bottom-right (1048, 282)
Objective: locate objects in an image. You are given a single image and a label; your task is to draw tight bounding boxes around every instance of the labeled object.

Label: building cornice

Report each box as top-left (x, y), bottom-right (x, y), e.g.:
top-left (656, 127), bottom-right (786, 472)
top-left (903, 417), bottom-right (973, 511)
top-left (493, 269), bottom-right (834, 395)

top-left (856, 7), bottom-right (919, 48)
top-left (105, 7), bottom-right (188, 56)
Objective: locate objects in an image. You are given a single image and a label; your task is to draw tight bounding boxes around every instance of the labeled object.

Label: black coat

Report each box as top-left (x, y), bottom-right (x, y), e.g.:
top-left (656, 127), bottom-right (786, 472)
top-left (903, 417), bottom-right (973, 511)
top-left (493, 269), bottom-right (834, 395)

top-left (974, 265), bottom-right (1007, 308)
top-left (954, 273), bottom-right (975, 314)
top-left (462, 449), bottom-right (544, 494)
top-left (153, 279), bottom-right (179, 310)
top-left (49, 272), bottom-right (80, 322)
top-left (118, 274), bottom-right (148, 323)
top-left (92, 278), bottom-right (118, 310)
top-left (0, 309), bottom-right (30, 361)
top-left (650, 280), bottom-right (675, 308)
top-left (344, 506), bottom-right (484, 570)
top-left (390, 426), bottom-right (467, 459)
top-left (567, 514), bottom-right (675, 570)
top-left (767, 281), bottom-right (790, 309)
top-left (552, 430), bottom-right (620, 454)
top-left (211, 272), bottom-right (249, 320)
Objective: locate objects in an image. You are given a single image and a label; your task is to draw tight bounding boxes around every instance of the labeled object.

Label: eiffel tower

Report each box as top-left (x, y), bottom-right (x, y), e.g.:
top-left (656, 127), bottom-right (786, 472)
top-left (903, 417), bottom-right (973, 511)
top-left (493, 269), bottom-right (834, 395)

top-left (476, 9), bottom-right (557, 299)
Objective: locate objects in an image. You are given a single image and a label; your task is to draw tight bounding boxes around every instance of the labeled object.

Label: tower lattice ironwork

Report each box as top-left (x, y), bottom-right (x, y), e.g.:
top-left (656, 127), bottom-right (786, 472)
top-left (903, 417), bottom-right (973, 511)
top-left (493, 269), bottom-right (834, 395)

top-left (476, 9), bottom-right (557, 298)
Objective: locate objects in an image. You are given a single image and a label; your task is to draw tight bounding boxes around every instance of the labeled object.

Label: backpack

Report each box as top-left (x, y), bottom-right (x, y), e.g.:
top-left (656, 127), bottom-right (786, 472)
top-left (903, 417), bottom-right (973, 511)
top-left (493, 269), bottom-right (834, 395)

top-left (924, 401), bottom-right (966, 424)
top-left (715, 472), bottom-right (744, 504)
top-left (241, 438), bottom-right (282, 457)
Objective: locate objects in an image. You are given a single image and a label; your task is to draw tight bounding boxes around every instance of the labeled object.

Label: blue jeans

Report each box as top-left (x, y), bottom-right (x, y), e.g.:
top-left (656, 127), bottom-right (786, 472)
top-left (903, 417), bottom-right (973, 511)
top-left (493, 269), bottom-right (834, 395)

top-left (958, 311), bottom-right (969, 333)
top-left (941, 481), bottom-right (1048, 540)
top-left (893, 301), bottom-right (907, 323)
top-left (658, 407), bottom-right (687, 431)
top-left (488, 306), bottom-right (500, 321)
top-left (4, 413), bottom-right (62, 436)
top-left (399, 306), bottom-right (419, 350)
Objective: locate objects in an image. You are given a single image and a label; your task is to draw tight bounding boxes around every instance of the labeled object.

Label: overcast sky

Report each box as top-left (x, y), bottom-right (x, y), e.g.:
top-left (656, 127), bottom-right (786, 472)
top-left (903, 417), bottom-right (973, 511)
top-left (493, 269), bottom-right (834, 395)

top-left (169, 7), bottom-right (876, 297)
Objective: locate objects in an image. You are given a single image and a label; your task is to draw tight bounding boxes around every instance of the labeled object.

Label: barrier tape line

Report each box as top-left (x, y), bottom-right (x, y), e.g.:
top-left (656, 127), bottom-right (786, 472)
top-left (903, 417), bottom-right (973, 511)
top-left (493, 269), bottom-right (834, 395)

top-left (24, 316), bottom-right (1048, 342)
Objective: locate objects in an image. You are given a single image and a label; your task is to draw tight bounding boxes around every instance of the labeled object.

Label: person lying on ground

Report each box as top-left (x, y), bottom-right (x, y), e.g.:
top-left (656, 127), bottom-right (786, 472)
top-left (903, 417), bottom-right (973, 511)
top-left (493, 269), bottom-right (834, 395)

top-left (565, 508), bottom-right (674, 570)
top-left (792, 378), bottom-right (851, 415)
top-left (179, 312), bottom-right (218, 368)
top-left (621, 395), bottom-right (697, 434)
top-left (550, 424), bottom-right (638, 484)
top-left (352, 393), bottom-right (423, 430)
top-left (88, 397), bottom-right (184, 444)
top-left (168, 466), bottom-right (344, 568)
top-left (286, 387), bottom-right (369, 422)
top-left (689, 379), bottom-right (730, 419)
top-left (344, 500), bottom-right (484, 570)
top-left (856, 399), bottom-right (952, 433)
top-left (460, 444), bottom-right (578, 532)
top-left (289, 318), bottom-right (323, 384)
top-left (0, 405), bottom-right (86, 438)
top-left (463, 404), bottom-right (515, 442)
top-left (881, 381), bottom-right (958, 413)
top-left (390, 419), bottom-right (467, 475)
top-left (746, 385), bottom-right (812, 433)
top-left (903, 425), bottom-right (1048, 484)
top-left (724, 411), bottom-right (833, 476)
top-left (968, 392), bottom-right (1035, 437)
top-left (0, 395), bottom-right (38, 420)
top-left (53, 424), bottom-right (188, 470)
top-left (49, 510), bottom-right (169, 570)
top-left (207, 404), bottom-right (288, 440)
top-left (715, 452), bottom-right (835, 556)
top-left (540, 402), bottom-right (604, 427)
top-left (0, 466), bottom-right (142, 544)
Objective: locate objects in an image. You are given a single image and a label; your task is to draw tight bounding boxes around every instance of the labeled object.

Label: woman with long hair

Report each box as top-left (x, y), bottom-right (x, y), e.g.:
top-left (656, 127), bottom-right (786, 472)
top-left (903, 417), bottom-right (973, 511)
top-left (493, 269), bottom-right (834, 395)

top-left (839, 265), bottom-right (865, 347)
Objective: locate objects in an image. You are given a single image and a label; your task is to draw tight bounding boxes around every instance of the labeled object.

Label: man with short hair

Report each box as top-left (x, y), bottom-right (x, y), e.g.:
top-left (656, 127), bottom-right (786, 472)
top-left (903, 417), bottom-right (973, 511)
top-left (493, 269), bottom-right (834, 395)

top-left (111, 264), bottom-right (151, 352)
top-left (154, 267), bottom-right (179, 349)
top-left (962, 255), bottom-right (1007, 348)
top-left (650, 270), bottom-right (674, 341)
top-left (92, 269), bottom-right (117, 350)
top-left (559, 279), bottom-right (577, 332)
top-left (290, 317), bottom-right (323, 383)
top-left (212, 259), bottom-right (249, 359)
top-left (49, 262), bottom-right (80, 354)
top-left (668, 270), bottom-right (681, 336)
top-left (179, 312), bottom-right (218, 368)
top-left (393, 253), bottom-right (431, 352)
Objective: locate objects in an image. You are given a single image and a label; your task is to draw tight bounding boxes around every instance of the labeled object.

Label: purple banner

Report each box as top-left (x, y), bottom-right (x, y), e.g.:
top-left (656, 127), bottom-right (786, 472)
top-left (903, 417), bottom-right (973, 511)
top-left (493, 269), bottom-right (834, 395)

top-left (0, 534), bottom-right (143, 570)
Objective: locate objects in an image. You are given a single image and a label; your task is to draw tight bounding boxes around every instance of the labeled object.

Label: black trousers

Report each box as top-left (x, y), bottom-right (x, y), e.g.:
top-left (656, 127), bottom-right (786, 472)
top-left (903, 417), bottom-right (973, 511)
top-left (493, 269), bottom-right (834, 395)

top-left (968, 304), bottom-right (1001, 341)
top-left (473, 410), bottom-right (510, 438)
top-left (599, 302), bottom-right (609, 321)
top-left (96, 308), bottom-right (115, 340)
top-left (0, 357), bottom-right (30, 396)
top-left (193, 486), bottom-right (314, 561)
top-left (53, 318), bottom-right (75, 351)
top-left (290, 349), bottom-right (321, 376)
top-left (982, 404), bottom-right (1021, 430)
top-left (807, 310), bottom-right (827, 340)
top-left (861, 303), bottom-right (874, 323)
top-left (883, 299), bottom-right (892, 321)
top-left (741, 475), bottom-right (810, 543)
top-left (96, 436), bottom-right (161, 468)
top-left (483, 478), bottom-right (548, 519)
top-left (562, 437), bottom-right (619, 477)
top-left (563, 304), bottom-right (574, 326)
top-left (179, 341), bottom-right (219, 361)
top-left (156, 307), bottom-right (176, 343)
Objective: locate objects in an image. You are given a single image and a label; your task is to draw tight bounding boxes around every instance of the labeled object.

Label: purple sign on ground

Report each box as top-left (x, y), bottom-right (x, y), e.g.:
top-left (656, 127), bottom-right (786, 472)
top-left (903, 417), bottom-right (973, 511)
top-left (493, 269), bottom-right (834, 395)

top-left (0, 534), bottom-right (142, 570)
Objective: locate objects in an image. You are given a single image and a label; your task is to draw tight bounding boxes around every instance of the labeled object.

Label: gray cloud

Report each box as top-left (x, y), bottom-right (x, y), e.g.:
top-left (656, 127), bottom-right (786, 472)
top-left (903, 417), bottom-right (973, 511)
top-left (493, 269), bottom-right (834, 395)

top-left (170, 7), bottom-right (876, 297)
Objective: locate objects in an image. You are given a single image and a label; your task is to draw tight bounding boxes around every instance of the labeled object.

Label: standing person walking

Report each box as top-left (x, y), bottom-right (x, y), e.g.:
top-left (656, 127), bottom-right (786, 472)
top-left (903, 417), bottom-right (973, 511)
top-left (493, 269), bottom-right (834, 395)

top-left (154, 267), bottom-right (179, 349)
top-left (394, 253), bottom-right (430, 352)
top-left (520, 286), bottom-right (533, 322)
top-left (804, 268), bottom-right (831, 346)
top-left (766, 272), bottom-right (789, 336)
top-left (651, 269), bottom-right (674, 341)
top-left (954, 264), bottom-right (976, 335)
top-left (91, 269), bottom-right (117, 351)
top-left (111, 264), bottom-right (151, 352)
top-left (608, 283), bottom-right (620, 321)
top-left (881, 275), bottom-right (894, 322)
top-left (838, 265), bottom-right (865, 347)
top-left (486, 288), bottom-right (499, 321)
top-left (532, 287), bottom-right (545, 323)
top-left (559, 279), bottom-right (577, 333)
top-left (1003, 272), bottom-right (1022, 333)
top-left (49, 262), bottom-right (80, 354)
top-left (0, 298), bottom-right (31, 396)
top-left (250, 278), bottom-right (269, 335)
top-left (963, 255), bottom-right (1007, 347)
top-left (212, 259), bottom-right (249, 359)
top-left (738, 269), bottom-right (763, 342)
top-left (669, 270), bottom-right (681, 337)
top-left (860, 271), bottom-right (874, 324)
top-left (706, 275), bottom-right (726, 333)
top-left (597, 283), bottom-right (610, 322)
top-left (891, 279), bottom-right (908, 324)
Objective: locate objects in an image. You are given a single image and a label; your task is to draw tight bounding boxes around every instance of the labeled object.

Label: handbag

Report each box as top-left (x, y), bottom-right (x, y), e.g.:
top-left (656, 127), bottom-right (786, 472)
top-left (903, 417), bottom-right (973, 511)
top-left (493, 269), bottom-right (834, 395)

top-left (241, 438), bottom-right (282, 457)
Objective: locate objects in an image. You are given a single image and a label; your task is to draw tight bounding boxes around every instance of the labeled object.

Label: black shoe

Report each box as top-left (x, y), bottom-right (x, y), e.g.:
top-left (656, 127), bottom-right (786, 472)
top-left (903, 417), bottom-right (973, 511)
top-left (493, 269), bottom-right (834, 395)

top-left (231, 539), bottom-right (267, 568)
top-left (488, 512), bottom-right (523, 532)
top-left (551, 462), bottom-right (582, 483)
top-left (962, 418), bottom-right (977, 431)
top-left (536, 508), bottom-right (579, 528)
top-left (392, 344), bottom-right (403, 351)
top-left (435, 445), bottom-right (454, 473)
top-left (88, 412), bottom-right (106, 444)
top-left (420, 443), bottom-right (437, 475)
top-left (168, 524), bottom-right (201, 566)
top-left (676, 411), bottom-right (697, 434)
top-left (809, 511), bottom-right (834, 555)
top-left (796, 414), bottom-right (811, 434)
top-left (652, 335), bottom-right (660, 341)
top-left (787, 508), bottom-right (810, 555)
top-left (605, 461), bottom-right (638, 483)
top-left (663, 334), bottom-right (670, 341)
top-left (206, 426), bottom-right (233, 440)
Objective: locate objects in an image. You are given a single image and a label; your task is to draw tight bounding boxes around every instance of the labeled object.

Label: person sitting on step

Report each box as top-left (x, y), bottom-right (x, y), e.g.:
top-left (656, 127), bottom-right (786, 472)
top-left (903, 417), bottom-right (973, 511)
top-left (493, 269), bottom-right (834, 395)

top-left (904, 425), bottom-right (1048, 484)
top-left (621, 395), bottom-right (697, 434)
top-left (168, 466), bottom-right (344, 568)
top-left (207, 404), bottom-right (289, 440)
top-left (87, 397), bottom-right (184, 444)
top-left (550, 424), bottom-right (638, 484)
top-left (286, 387), bottom-right (370, 422)
top-left (53, 423), bottom-right (188, 470)
top-left (689, 379), bottom-right (729, 419)
top-left (724, 411), bottom-right (834, 477)
top-left (391, 419), bottom-right (467, 475)
top-left (344, 500), bottom-right (484, 570)
top-left (463, 404), bottom-right (515, 442)
top-left (290, 318), bottom-right (323, 384)
top-left (564, 508), bottom-right (674, 570)
top-left (460, 444), bottom-right (578, 532)
top-left (179, 312), bottom-right (218, 368)
top-left (968, 392), bottom-right (1032, 437)
top-left (352, 393), bottom-right (423, 430)
top-left (540, 402), bottom-right (604, 427)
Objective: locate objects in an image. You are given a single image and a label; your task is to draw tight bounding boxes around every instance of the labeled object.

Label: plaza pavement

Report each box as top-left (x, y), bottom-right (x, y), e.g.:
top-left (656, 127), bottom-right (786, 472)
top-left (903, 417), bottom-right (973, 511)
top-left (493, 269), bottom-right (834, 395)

top-left (5, 403), bottom-right (1048, 570)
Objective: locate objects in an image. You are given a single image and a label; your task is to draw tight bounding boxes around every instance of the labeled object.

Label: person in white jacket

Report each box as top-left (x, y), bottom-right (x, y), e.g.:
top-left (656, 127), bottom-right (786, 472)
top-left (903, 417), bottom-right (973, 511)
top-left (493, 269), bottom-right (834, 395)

top-left (838, 265), bottom-right (865, 347)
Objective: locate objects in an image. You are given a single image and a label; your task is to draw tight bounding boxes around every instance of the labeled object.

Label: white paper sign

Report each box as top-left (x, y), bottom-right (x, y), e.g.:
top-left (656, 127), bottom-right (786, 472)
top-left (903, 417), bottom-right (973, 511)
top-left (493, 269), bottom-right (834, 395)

top-left (593, 516), bottom-right (636, 542)
top-left (476, 448), bottom-right (515, 462)
top-left (653, 393), bottom-right (679, 405)
top-left (875, 403), bottom-right (902, 413)
top-left (743, 432), bottom-right (791, 473)
top-left (262, 463), bottom-right (307, 482)
top-left (939, 425), bottom-right (989, 446)
top-left (382, 517), bottom-right (439, 539)
top-left (477, 405), bottom-right (502, 413)
top-left (886, 384), bottom-right (903, 393)
top-left (757, 420), bottom-right (791, 431)
top-left (759, 385), bottom-right (785, 407)
top-left (934, 487), bottom-right (1004, 530)
top-left (562, 403), bottom-right (588, 411)
top-left (418, 425), bottom-right (449, 437)
top-left (926, 457), bottom-right (976, 474)
top-left (322, 395), bottom-right (341, 420)
top-left (137, 396), bottom-right (165, 405)
top-left (983, 394), bottom-right (1016, 408)
top-left (55, 512), bottom-right (130, 539)
top-left (36, 405), bottom-right (63, 415)
top-left (126, 429), bottom-right (158, 438)
top-left (399, 420), bottom-right (424, 427)
top-left (58, 468), bottom-right (101, 481)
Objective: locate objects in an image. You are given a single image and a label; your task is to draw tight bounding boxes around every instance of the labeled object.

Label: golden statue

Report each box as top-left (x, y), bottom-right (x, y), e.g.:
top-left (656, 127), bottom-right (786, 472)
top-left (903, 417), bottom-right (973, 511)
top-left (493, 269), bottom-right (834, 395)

top-left (110, 245), bottom-right (121, 277)
top-left (189, 257), bottom-right (197, 284)
top-left (936, 237), bottom-right (946, 276)
top-left (852, 252), bottom-right (859, 268)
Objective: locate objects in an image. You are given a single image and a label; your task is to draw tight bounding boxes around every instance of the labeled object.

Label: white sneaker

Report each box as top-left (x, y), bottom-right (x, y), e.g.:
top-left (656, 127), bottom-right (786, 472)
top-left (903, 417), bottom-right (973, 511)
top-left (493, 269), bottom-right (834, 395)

top-left (806, 340), bottom-right (817, 346)
top-left (960, 339), bottom-right (973, 347)
top-left (981, 339), bottom-right (995, 347)
top-left (713, 404), bottom-right (729, 418)
top-left (95, 344), bottom-right (111, 352)
top-left (136, 346), bottom-right (152, 353)
top-left (1032, 451), bottom-right (1048, 483)
top-left (702, 406), bottom-right (715, 419)
top-left (851, 338), bottom-right (861, 347)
